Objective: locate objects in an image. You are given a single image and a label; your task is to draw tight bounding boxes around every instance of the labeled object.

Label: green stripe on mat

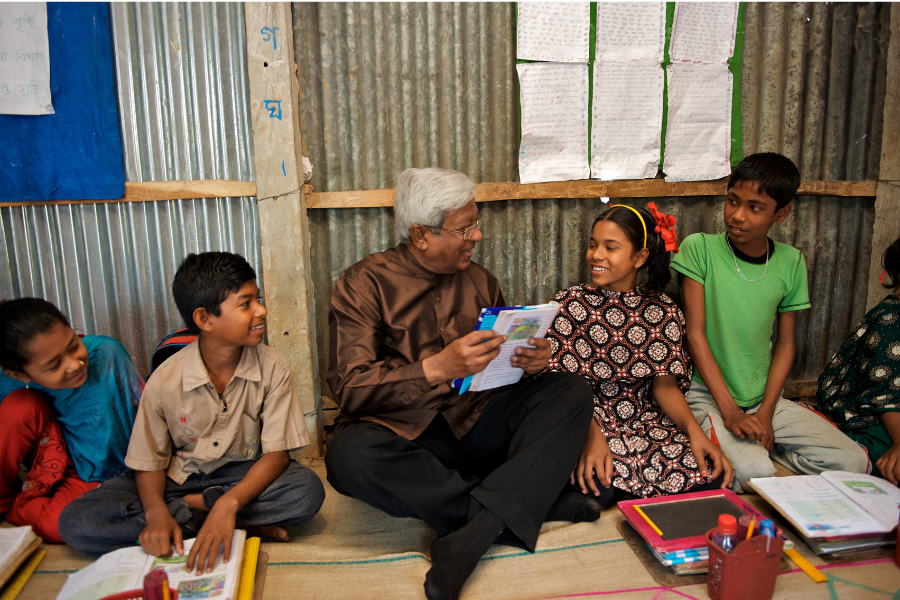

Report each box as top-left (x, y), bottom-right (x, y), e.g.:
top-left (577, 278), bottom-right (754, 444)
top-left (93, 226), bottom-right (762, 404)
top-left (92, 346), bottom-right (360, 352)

top-left (481, 537), bottom-right (625, 562)
top-left (34, 570), bottom-right (80, 575)
top-left (268, 537), bottom-right (626, 567)
top-left (32, 539), bottom-right (629, 574)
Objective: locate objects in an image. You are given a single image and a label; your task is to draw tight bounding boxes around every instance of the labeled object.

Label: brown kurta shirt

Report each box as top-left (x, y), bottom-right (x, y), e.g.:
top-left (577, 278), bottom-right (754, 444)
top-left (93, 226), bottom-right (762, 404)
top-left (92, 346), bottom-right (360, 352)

top-left (327, 244), bottom-right (505, 441)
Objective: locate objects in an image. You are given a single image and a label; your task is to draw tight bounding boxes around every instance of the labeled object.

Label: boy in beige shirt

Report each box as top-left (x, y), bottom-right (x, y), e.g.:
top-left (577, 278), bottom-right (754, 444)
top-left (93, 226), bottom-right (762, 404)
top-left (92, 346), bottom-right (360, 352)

top-left (60, 252), bottom-right (324, 572)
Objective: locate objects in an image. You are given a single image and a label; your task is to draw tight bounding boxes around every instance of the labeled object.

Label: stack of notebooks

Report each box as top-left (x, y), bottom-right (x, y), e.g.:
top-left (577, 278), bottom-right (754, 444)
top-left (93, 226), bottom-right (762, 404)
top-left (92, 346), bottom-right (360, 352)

top-left (619, 489), bottom-right (791, 575)
top-left (0, 525), bottom-right (42, 590)
top-left (750, 471), bottom-right (900, 555)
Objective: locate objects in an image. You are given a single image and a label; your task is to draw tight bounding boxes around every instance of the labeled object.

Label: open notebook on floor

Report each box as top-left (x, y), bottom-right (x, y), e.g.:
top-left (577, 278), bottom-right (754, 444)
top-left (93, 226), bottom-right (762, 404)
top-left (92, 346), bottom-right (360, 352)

top-left (0, 525), bottom-right (42, 590)
top-left (55, 530), bottom-right (246, 600)
top-left (750, 471), bottom-right (900, 553)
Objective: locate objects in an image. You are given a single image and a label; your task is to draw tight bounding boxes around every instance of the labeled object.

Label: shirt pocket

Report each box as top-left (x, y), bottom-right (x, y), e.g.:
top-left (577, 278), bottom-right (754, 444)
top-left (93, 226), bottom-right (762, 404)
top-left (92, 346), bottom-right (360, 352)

top-left (239, 413), bottom-right (263, 459)
top-left (453, 315), bottom-right (479, 337)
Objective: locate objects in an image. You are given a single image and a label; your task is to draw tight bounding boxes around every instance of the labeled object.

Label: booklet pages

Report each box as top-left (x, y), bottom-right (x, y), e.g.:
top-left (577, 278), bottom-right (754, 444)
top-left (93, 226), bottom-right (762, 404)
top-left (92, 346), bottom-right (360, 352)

top-left (750, 473), bottom-right (899, 539)
top-left (56, 530), bottom-right (246, 600)
top-left (456, 303), bottom-right (559, 393)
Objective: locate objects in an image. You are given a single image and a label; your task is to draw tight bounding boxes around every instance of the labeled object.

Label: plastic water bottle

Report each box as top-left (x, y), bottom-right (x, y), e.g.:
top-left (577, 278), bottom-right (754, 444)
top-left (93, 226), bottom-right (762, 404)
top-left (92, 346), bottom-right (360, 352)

top-left (760, 519), bottom-right (776, 552)
top-left (711, 514), bottom-right (738, 553)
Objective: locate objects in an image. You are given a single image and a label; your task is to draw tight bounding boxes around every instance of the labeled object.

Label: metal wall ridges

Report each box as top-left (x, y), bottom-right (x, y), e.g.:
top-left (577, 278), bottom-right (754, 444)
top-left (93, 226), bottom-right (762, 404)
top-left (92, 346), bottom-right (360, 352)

top-left (294, 2), bottom-right (518, 386)
top-left (295, 2), bottom-right (888, 387)
top-left (0, 2), bottom-right (260, 376)
top-left (741, 2), bottom-right (890, 377)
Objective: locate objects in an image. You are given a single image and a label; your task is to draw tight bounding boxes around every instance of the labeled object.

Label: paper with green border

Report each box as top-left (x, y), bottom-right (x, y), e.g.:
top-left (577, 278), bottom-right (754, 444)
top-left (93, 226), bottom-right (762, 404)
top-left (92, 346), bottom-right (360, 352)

top-left (659, 2), bottom-right (744, 174)
top-left (516, 2), bottom-right (744, 181)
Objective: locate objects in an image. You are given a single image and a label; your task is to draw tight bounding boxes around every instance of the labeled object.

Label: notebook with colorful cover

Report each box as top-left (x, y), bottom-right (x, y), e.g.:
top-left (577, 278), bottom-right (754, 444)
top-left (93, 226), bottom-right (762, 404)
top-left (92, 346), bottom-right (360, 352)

top-left (55, 530), bottom-right (246, 600)
top-left (452, 302), bottom-right (559, 393)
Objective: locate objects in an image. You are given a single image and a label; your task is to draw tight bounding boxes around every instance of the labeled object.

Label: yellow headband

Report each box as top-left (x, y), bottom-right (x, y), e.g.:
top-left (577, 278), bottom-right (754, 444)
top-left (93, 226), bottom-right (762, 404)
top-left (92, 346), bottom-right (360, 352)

top-left (609, 204), bottom-right (647, 248)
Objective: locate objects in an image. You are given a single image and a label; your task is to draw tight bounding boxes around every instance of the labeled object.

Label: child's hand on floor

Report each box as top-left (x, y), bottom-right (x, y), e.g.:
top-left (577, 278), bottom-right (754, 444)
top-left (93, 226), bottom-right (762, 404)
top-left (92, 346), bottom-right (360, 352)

top-left (187, 496), bottom-right (239, 574)
top-left (139, 509), bottom-right (184, 557)
top-left (687, 432), bottom-right (734, 488)
top-left (571, 420), bottom-right (614, 496)
top-left (876, 445), bottom-right (900, 485)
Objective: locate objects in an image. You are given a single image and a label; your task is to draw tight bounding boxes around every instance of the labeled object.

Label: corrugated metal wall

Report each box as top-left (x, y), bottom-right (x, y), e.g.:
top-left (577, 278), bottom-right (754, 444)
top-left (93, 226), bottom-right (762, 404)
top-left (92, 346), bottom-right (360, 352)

top-left (741, 2), bottom-right (888, 378)
top-left (0, 2), bottom-right (260, 377)
top-left (294, 1), bottom-right (891, 388)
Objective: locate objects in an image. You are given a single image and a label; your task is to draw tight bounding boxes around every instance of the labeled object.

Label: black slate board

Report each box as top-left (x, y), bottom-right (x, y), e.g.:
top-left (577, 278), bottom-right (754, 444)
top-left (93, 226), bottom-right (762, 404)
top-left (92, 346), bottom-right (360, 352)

top-left (639, 496), bottom-right (747, 540)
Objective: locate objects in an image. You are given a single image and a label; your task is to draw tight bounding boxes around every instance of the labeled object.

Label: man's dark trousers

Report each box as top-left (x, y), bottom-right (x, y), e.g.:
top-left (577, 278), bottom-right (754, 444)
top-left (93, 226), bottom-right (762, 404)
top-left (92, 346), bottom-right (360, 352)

top-left (325, 372), bottom-right (593, 551)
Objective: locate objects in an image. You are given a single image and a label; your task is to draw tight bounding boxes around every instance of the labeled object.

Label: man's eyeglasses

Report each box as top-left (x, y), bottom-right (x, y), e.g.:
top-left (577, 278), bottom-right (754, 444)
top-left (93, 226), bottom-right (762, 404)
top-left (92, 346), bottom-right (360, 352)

top-left (441, 216), bottom-right (483, 241)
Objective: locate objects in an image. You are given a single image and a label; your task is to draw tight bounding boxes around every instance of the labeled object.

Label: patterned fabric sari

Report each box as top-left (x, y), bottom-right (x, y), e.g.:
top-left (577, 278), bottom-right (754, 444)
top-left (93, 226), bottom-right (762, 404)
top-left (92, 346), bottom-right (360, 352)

top-left (817, 295), bottom-right (900, 429)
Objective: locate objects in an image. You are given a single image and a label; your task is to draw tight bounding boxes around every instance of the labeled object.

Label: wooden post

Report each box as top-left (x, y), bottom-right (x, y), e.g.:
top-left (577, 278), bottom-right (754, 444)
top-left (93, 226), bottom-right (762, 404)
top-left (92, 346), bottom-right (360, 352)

top-left (867, 7), bottom-right (900, 311)
top-left (244, 3), bottom-right (322, 454)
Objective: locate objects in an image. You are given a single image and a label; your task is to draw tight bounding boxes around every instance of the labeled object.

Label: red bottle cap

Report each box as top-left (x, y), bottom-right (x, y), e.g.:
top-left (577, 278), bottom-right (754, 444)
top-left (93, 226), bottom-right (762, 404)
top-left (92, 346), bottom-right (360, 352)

top-left (718, 514), bottom-right (737, 535)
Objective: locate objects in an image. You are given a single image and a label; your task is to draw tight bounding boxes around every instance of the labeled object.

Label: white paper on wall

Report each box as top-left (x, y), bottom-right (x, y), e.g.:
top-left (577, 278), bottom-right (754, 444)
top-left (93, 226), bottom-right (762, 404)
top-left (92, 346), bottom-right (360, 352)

top-left (517, 2), bottom-right (591, 63)
top-left (595, 2), bottom-right (666, 62)
top-left (669, 2), bottom-right (739, 64)
top-left (517, 62), bottom-right (589, 184)
top-left (0, 2), bottom-right (53, 115)
top-left (591, 61), bottom-right (664, 180)
top-left (663, 63), bottom-right (732, 182)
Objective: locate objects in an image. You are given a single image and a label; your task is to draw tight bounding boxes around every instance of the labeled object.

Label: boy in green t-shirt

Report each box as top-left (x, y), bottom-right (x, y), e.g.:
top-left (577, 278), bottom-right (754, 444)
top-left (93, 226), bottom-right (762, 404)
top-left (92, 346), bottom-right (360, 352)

top-left (671, 152), bottom-right (869, 493)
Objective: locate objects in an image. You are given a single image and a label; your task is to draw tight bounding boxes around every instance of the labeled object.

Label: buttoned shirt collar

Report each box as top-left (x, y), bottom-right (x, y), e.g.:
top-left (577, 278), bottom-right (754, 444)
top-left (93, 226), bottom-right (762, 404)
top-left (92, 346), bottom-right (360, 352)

top-left (181, 340), bottom-right (263, 392)
top-left (394, 243), bottom-right (449, 282)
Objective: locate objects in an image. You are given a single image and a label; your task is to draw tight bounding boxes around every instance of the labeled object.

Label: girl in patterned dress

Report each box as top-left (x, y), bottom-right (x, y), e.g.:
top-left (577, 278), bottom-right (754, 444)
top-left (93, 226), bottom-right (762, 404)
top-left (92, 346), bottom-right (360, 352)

top-left (546, 204), bottom-right (733, 503)
top-left (817, 238), bottom-right (900, 483)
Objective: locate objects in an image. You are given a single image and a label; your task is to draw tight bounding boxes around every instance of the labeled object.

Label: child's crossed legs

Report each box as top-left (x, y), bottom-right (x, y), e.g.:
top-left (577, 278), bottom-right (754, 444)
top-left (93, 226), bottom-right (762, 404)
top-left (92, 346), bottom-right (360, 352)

top-left (686, 382), bottom-right (870, 493)
top-left (58, 460), bottom-right (324, 557)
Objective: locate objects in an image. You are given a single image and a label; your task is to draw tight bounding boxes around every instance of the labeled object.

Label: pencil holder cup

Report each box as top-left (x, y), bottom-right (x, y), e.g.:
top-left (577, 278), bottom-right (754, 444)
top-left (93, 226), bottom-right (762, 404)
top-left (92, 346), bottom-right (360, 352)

top-left (97, 590), bottom-right (179, 600)
top-left (706, 529), bottom-right (783, 600)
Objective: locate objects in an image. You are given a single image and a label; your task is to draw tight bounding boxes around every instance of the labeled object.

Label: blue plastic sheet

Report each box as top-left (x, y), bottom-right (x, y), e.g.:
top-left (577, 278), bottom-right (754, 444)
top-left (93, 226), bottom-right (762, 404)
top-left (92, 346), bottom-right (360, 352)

top-left (0, 2), bottom-right (124, 201)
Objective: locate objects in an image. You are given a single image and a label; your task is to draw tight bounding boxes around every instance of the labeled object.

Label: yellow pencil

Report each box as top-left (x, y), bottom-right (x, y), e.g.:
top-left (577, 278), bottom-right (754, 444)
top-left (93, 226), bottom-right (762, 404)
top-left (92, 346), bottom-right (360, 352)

top-left (0, 550), bottom-right (45, 600)
top-left (746, 517), bottom-right (756, 540)
top-left (633, 506), bottom-right (663, 537)
top-left (237, 537), bottom-right (261, 600)
top-left (783, 548), bottom-right (828, 583)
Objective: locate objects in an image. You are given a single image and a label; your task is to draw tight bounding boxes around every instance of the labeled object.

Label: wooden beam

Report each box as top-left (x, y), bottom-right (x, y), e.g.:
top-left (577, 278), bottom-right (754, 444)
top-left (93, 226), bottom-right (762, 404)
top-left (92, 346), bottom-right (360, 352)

top-left (782, 379), bottom-right (818, 400)
top-left (0, 180), bottom-right (260, 208)
top-left (305, 179), bottom-right (878, 210)
top-left (796, 180), bottom-right (878, 196)
top-left (245, 2), bottom-right (323, 455)
top-left (121, 180), bottom-right (257, 202)
top-left (0, 178), bottom-right (879, 209)
top-left (867, 6), bottom-right (900, 311)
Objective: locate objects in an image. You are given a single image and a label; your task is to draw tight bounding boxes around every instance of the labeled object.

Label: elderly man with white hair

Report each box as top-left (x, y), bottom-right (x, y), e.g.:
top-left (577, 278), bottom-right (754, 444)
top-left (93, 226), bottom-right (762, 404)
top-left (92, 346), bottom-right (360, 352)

top-left (324, 168), bottom-right (598, 600)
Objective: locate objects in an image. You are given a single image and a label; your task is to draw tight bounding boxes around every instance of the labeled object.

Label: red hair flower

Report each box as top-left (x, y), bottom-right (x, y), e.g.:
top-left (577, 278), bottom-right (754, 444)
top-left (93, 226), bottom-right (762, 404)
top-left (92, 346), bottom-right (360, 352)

top-left (647, 202), bottom-right (678, 253)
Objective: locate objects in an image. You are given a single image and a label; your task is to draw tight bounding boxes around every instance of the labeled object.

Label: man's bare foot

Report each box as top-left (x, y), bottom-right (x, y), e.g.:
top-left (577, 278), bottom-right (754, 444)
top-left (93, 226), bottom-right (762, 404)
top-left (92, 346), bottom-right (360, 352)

top-left (245, 525), bottom-right (290, 542)
top-left (183, 493), bottom-right (210, 512)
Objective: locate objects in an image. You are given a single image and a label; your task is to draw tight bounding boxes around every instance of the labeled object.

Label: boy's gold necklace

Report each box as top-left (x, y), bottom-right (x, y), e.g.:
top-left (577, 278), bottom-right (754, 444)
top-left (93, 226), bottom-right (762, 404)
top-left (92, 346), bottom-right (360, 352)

top-left (727, 236), bottom-right (769, 283)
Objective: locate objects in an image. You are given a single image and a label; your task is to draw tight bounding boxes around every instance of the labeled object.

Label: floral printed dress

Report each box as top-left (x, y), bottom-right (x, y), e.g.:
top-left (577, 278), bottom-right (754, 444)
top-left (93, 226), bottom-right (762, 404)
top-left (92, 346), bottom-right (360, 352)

top-left (545, 285), bottom-right (707, 498)
top-left (816, 295), bottom-right (900, 461)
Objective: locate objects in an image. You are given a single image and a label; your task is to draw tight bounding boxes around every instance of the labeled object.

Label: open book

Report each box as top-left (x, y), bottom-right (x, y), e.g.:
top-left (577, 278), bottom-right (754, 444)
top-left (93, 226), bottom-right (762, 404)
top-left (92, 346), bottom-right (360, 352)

top-left (0, 525), bottom-right (41, 590)
top-left (56, 530), bottom-right (246, 600)
top-left (453, 302), bottom-right (559, 393)
top-left (750, 472), bottom-right (900, 540)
